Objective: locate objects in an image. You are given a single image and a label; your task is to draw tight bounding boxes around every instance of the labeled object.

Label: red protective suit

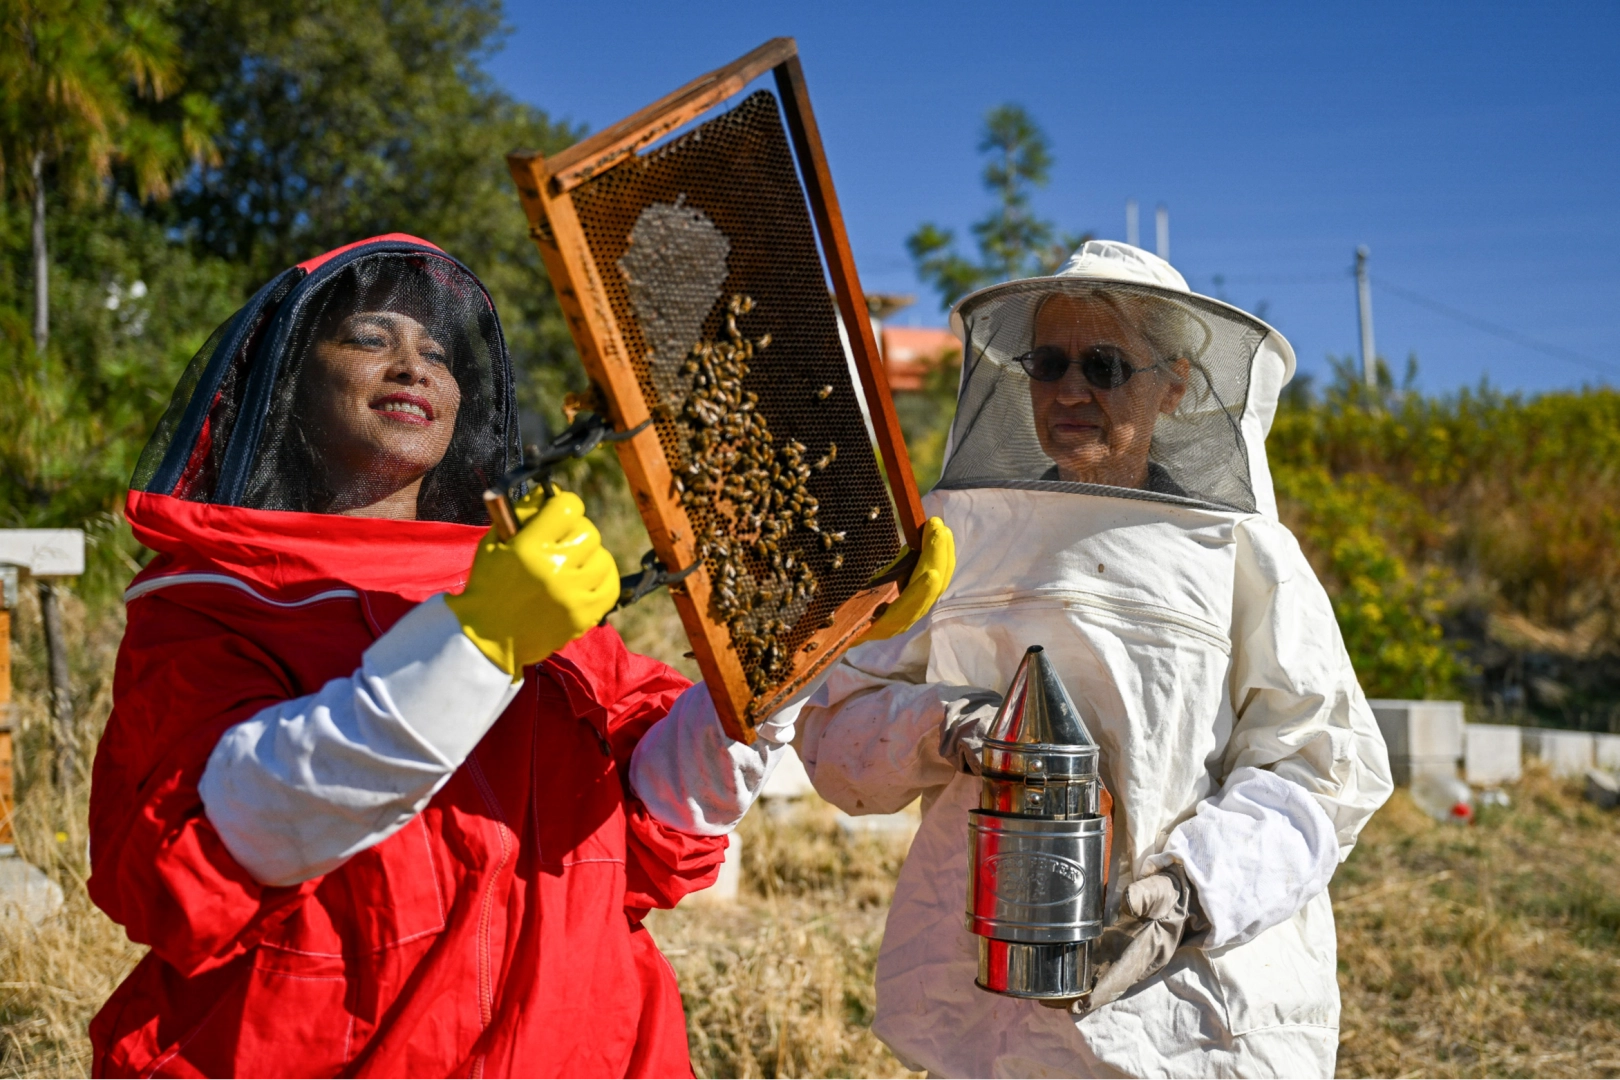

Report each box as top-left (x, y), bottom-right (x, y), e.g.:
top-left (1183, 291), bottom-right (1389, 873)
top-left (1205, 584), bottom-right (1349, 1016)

top-left (87, 490), bottom-right (727, 1078)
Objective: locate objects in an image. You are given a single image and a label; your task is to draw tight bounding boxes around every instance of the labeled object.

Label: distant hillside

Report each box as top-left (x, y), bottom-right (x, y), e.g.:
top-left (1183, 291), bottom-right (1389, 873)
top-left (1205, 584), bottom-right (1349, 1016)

top-left (1271, 376), bottom-right (1620, 728)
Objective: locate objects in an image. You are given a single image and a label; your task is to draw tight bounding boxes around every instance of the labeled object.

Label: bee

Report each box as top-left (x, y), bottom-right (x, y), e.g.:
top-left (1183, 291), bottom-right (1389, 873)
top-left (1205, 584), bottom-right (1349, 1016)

top-left (815, 385), bottom-right (833, 400)
top-left (832, 554), bottom-right (845, 570)
top-left (868, 506), bottom-right (882, 521)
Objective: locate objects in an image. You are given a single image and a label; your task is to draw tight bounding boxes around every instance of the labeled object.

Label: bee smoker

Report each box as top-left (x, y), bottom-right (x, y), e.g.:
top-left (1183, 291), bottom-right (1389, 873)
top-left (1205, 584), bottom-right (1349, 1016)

top-left (966, 645), bottom-right (1109, 1001)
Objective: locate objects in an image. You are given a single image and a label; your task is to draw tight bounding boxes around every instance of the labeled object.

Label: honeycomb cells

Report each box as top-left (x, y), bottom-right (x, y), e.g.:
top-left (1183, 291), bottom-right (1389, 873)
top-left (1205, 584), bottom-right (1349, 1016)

top-left (570, 89), bottom-right (901, 710)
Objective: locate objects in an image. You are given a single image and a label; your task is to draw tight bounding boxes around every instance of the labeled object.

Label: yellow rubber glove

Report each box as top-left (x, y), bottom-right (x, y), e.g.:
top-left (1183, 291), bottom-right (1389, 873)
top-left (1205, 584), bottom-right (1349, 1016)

top-left (446, 489), bottom-right (620, 678)
top-left (856, 516), bottom-right (955, 644)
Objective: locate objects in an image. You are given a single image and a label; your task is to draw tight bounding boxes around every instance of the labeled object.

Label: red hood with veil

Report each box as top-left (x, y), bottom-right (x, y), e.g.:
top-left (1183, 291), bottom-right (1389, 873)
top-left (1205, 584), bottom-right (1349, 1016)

top-left (87, 237), bottom-right (723, 1079)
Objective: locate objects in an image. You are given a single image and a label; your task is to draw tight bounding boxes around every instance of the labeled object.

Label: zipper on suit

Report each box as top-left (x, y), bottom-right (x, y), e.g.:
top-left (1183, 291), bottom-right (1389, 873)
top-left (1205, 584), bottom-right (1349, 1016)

top-left (933, 588), bottom-right (1231, 652)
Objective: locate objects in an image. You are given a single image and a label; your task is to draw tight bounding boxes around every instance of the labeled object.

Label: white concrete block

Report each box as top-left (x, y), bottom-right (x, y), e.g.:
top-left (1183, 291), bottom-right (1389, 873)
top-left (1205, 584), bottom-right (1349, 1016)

top-left (1464, 724), bottom-right (1522, 786)
top-left (1370, 699), bottom-right (1465, 758)
top-left (1523, 729), bottom-right (1595, 777)
top-left (0, 857), bottom-right (63, 925)
top-left (681, 833), bottom-right (741, 905)
top-left (1585, 769), bottom-right (1620, 809)
top-left (1595, 734), bottom-right (1620, 773)
top-left (1371, 700), bottom-right (1466, 786)
top-left (761, 744), bottom-right (815, 800)
top-left (0, 529), bottom-right (84, 575)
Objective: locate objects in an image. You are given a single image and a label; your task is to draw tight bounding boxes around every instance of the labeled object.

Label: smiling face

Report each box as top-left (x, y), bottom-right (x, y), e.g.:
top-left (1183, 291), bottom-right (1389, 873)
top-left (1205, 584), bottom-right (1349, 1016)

top-left (303, 311), bottom-right (462, 518)
top-left (1026, 294), bottom-right (1189, 489)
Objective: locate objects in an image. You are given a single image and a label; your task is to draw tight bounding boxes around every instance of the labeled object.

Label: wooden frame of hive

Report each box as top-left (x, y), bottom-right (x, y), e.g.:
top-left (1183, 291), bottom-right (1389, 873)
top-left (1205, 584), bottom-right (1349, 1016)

top-left (507, 38), bottom-right (927, 742)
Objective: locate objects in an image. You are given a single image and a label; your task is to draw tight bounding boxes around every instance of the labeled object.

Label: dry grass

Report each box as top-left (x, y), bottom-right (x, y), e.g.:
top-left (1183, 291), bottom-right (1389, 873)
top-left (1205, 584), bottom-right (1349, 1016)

top-left (1334, 768), bottom-right (1620, 1078)
top-left (5, 538), bottom-right (1620, 1077)
top-left (0, 585), bottom-right (144, 1077)
top-left (648, 799), bottom-right (920, 1079)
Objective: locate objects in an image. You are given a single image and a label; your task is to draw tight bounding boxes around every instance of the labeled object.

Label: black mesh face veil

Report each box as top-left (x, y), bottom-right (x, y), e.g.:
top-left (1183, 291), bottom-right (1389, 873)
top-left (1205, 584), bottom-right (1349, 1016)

top-left (131, 238), bottom-right (518, 524)
top-left (938, 278), bottom-right (1269, 512)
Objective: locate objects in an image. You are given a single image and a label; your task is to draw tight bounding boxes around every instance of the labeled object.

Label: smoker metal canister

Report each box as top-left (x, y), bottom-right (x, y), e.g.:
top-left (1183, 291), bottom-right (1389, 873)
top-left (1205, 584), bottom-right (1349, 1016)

top-left (966, 645), bottom-right (1107, 1000)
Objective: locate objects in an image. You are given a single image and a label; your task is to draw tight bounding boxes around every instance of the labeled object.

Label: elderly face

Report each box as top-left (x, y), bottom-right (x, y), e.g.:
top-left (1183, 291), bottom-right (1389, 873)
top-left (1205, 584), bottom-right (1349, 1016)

top-left (304, 311), bottom-right (462, 518)
top-left (1026, 294), bottom-right (1188, 489)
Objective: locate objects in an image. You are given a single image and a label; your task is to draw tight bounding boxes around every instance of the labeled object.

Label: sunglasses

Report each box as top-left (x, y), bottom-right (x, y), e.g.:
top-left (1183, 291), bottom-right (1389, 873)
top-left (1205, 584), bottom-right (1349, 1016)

top-left (1015, 344), bottom-right (1161, 388)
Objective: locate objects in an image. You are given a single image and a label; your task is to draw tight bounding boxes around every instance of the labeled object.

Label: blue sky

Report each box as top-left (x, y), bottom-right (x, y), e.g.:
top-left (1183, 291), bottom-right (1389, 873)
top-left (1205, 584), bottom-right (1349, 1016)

top-left (488, 2), bottom-right (1619, 395)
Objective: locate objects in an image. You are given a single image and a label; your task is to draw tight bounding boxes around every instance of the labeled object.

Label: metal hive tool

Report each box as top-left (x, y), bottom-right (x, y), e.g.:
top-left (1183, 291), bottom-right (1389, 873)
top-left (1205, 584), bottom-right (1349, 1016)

top-left (506, 39), bottom-right (926, 742)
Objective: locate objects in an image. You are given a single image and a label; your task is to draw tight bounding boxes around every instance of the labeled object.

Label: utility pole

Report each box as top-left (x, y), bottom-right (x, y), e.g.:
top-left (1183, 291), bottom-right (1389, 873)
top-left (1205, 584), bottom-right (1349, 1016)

top-left (1155, 204), bottom-right (1169, 261)
top-left (1355, 245), bottom-right (1377, 387)
top-left (1126, 199), bottom-right (1139, 248)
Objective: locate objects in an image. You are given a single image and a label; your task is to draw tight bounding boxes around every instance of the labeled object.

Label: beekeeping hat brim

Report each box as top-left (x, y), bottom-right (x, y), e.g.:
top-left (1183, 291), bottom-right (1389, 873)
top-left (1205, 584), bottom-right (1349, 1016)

top-left (948, 241), bottom-right (1296, 381)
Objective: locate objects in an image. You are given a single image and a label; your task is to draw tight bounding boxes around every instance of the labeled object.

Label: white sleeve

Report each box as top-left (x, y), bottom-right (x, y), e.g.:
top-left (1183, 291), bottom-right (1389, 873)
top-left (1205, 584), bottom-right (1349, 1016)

top-left (1143, 517), bottom-right (1393, 950)
top-left (627, 682), bottom-right (791, 836)
top-left (1225, 516), bottom-right (1394, 857)
top-left (793, 619), bottom-right (964, 815)
top-left (1145, 766), bottom-right (1340, 948)
top-left (198, 595), bottom-right (521, 887)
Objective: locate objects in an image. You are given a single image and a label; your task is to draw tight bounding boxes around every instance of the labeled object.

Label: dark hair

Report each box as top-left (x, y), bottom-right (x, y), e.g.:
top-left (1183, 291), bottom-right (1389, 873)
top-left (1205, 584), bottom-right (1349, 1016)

top-left (242, 253), bottom-right (505, 522)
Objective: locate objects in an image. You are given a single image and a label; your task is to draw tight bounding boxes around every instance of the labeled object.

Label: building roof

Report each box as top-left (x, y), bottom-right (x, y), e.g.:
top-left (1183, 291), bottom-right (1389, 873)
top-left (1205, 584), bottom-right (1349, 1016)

top-left (881, 326), bottom-right (960, 391)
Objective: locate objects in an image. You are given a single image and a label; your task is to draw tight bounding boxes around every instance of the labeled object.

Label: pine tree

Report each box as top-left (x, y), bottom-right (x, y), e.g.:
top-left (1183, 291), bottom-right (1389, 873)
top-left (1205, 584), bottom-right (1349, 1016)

top-left (906, 104), bottom-right (1090, 309)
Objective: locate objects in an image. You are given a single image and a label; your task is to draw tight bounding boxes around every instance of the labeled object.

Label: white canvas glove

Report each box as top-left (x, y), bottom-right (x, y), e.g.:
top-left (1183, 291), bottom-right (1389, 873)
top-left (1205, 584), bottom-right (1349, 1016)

top-left (937, 689), bottom-right (1002, 774)
top-left (1079, 767), bottom-right (1339, 1011)
top-left (1083, 864), bottom-right (1204, 1012)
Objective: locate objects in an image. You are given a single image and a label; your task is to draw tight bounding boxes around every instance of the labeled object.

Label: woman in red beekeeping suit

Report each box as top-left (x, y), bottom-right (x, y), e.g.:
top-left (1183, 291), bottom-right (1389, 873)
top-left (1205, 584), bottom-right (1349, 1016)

top-left (86, 235), bottom-right (801, 1077)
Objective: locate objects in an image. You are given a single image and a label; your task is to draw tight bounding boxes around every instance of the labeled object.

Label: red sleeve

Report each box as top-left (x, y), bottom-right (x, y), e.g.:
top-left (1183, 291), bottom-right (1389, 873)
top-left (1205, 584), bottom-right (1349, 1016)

top-left (546, 630), bottom-right (730, 914)
top-left (87, 596), bottom-right (318, 976)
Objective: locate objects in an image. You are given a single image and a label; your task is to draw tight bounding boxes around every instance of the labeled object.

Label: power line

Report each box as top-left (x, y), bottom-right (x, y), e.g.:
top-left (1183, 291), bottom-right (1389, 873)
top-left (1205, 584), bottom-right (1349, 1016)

top-left (1190, 273), bottom-right (1345, 287)
top-left (1193, 268), bottom-right (1616, 380)
top-left (1212, 273), bottom-right (1346, 286)
top-left (1372, 277), bottom-right (1620, 380)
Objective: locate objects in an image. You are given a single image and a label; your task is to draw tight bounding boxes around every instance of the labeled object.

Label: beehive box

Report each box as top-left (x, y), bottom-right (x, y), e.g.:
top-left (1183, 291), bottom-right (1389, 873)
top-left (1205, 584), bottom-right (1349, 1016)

top-left (508, 40), bottom-right (925, 741)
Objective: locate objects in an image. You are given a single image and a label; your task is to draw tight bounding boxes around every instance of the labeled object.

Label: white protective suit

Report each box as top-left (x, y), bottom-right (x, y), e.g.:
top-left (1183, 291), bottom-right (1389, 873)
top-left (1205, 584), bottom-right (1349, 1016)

top-left (794, 242), bottom-right (1393, 1078)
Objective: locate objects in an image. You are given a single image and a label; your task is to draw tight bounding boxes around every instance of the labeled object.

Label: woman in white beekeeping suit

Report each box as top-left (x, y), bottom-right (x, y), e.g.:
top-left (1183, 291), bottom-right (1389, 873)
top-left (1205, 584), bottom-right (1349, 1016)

top-left (792, 241), bottom-right (1393, 1077)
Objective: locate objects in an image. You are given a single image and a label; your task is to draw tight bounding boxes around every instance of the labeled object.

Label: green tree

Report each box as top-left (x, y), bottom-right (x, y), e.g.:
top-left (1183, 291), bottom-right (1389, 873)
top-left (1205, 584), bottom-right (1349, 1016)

top-left (0, 0), bottom-right (216, 783)
top-left (0, 0), bottom-right (216, 354)
top-left (159, 0), bottom-right (583, 433)
top-left (906, 104), bottom-right (1089, 309)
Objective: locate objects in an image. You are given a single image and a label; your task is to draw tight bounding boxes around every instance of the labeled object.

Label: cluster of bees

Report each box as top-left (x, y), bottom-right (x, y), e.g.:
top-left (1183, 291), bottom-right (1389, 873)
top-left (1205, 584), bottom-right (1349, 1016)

top-left (668, 295), bottom-right (848, 694)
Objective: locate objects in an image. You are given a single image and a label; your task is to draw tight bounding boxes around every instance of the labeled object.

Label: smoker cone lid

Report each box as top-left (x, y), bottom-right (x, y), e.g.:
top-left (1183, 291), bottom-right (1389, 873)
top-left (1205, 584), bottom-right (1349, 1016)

top-left (981, 646), bottom-right (1099, 780)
